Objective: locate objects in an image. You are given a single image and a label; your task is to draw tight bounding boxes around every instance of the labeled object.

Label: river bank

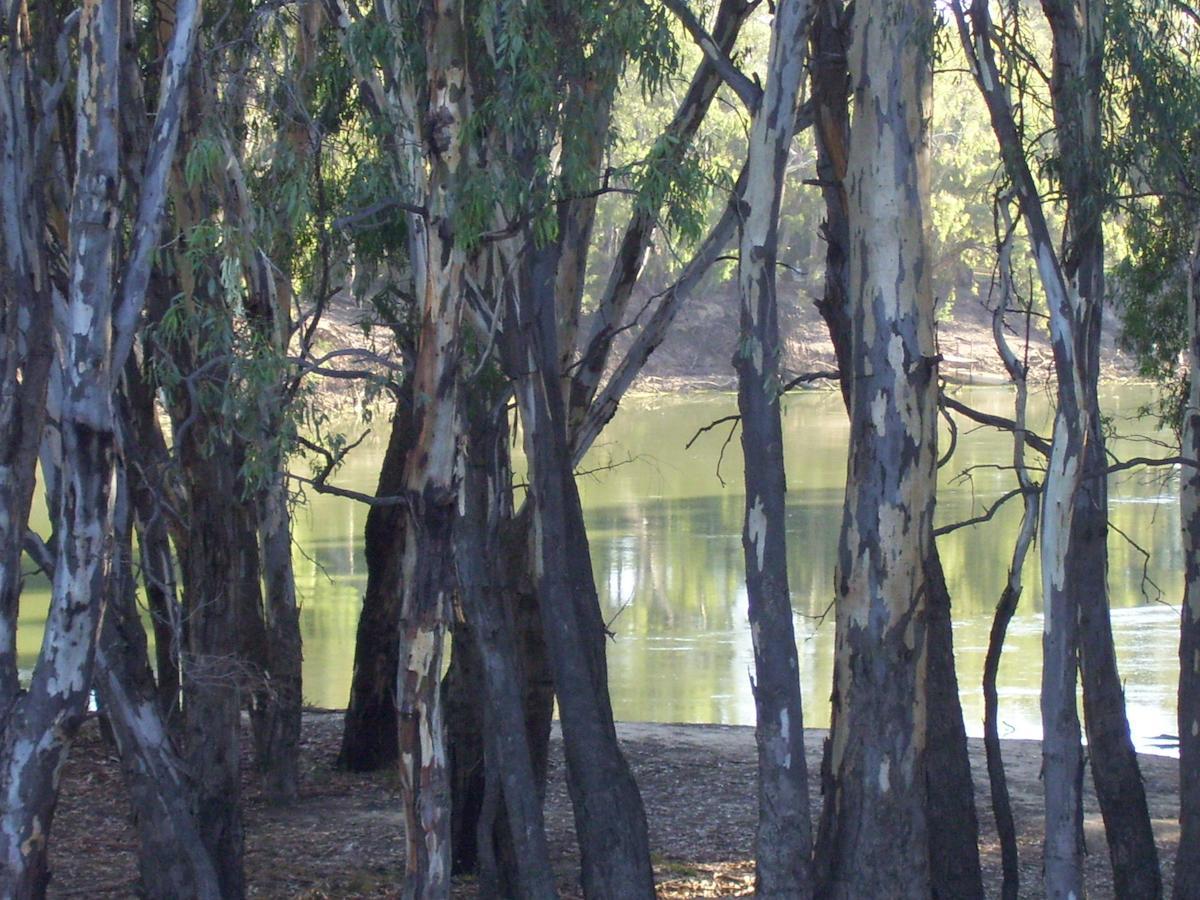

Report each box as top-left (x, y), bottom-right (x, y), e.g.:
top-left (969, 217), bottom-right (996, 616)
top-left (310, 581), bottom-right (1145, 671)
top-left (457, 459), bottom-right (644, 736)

top-left (47, 711), bottom-right (1177, 897)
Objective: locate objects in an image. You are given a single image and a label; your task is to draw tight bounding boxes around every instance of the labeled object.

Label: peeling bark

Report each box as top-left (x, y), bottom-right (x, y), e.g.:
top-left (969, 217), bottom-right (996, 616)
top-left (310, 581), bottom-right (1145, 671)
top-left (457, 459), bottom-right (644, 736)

top-left (729, 0), bottom-right (816, 895)
top-left (817, 1), bottom-right (938, 894)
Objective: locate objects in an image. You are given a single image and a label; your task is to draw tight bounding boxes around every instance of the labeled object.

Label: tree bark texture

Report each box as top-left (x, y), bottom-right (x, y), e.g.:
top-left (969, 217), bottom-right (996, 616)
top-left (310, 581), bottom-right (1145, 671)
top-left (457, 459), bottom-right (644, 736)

top-left (1041, 1), bottom-right (1161, 893)
top-left (1177, 227), bottom-right (1200, 900)
top-left (0, 0), bottom-right (56, 718)
top-left (505, 240), bottom-right (655, 899)
top-left (0, 4), bottom-right (120, 891)
top-left (451, 390), bottom-right (557, 899)
top-left (393, 4), bottom-right (470, 893)
top-left (952, 5), bottom-right (1092, 894)
top-left (818, 1), bottom-right (938, 894)
top-left (731, 0), bottom-right (815, 895)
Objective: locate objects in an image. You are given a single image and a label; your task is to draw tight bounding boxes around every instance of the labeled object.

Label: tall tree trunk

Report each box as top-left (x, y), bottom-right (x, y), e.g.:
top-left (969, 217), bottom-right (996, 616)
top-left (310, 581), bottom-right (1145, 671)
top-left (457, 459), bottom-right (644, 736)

top-left (452, 387), bottom-right (557, 899)
top-left (179, 439), bottom-right (249, 899)
top-left (1176, 226), bottom-right (1200, 900)
top-left (505, 242), bottom-right (655, 899)
top-left (731, 1), bottom-right (815, 895)
top-left (0, 5), bottom-right (120, 890)
top-left (0, 0), bottom-right (58, 721)
top-left (94, 457), bottom-right (222, 900)
top-left (817, 1), bottom-right (938, 894)
top-left (339, 397), bottom-right (413, 771)
top-left (952, 5), bottom-right (1093, 893)
top-left (393, 4), bottom-right (470, 892)
top-left (1041, 1), bottom-right (1162, 893)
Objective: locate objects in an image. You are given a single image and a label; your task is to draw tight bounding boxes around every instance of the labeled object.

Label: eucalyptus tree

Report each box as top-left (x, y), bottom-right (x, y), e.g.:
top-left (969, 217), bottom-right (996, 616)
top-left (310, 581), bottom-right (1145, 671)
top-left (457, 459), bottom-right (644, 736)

top-left (813, 0), bottom-right (941, 894)
top-left (0, 0), bottom-right (201, 894)
top-left (1107, 3), bottom-right (1200, 894)
top-left (672, 0), bottom-right (821, 892)
top-left (953, 2), bottom-right (1097, 894)
top-left (808, 5), bottom-right (983, 895)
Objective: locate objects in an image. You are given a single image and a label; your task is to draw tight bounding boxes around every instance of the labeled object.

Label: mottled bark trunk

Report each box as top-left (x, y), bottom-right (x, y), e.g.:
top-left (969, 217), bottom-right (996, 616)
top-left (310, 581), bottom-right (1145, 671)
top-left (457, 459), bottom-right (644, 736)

top-left (817, 2), bottom-right (937, 895)
top-left (730, 1), bottom-right (815, 895)
top-left (1176, 228), bottom-right (1200, 900)
top-left (393, 5), bottom-right (470, 893)
top-left (0, 0), bottom-right (58, 720)
top-left (339, 398), bottom-right (412, 770)
top-left (506, 243), bottom-right (655, 899)
top-left (0, 6), bottom-right (120, 892)
top-left (1041, 1), bottom-right (1161, 892)
top-left (95, 464), bottom-right (222, 900)
top-left (952, 5), bottom-right (1092, 894)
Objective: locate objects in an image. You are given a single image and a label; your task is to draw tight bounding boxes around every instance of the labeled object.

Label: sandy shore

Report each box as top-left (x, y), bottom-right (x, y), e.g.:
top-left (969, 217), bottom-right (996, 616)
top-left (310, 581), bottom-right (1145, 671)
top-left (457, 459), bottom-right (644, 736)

top-left (45, 713), bottom-right (1179, 897)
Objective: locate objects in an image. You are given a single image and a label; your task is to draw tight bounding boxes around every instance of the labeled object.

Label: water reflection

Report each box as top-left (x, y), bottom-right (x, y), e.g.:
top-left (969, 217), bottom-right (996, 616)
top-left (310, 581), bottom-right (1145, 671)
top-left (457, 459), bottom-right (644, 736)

top-left (14, 386), bottom-right (1184, 751)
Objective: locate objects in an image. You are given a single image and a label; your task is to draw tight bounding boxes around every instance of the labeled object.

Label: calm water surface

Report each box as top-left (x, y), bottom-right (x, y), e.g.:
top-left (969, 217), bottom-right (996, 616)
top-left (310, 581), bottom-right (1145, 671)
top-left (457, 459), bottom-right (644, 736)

top-left (16, 386), bottom-right (1184, 751)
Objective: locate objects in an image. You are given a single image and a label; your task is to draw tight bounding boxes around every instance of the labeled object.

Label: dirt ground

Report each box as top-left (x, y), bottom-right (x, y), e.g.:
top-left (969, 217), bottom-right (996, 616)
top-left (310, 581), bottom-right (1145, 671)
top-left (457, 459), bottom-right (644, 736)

top-left (45, 711), bottom-right (1177, 898)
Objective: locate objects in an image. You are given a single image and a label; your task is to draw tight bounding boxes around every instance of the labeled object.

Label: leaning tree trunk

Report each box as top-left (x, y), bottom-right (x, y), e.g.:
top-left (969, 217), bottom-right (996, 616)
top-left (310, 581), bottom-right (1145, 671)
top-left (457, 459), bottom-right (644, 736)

top-left (730, 0), bottom-right (815, 895)
top-left (1177, 227), bottom-right (1200, 900)
top-left (505, 240), bottom-right (656, 899)
top-left (339, 397), bottom-right (413, 770)
top-left (817, 0), bottom-right (938, 895)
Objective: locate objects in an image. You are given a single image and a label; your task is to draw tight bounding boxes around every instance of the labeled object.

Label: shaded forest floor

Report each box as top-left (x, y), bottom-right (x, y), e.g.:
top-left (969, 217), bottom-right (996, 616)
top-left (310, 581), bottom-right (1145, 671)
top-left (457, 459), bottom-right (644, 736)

top-left (48, 712), bottom-right (1177, 898)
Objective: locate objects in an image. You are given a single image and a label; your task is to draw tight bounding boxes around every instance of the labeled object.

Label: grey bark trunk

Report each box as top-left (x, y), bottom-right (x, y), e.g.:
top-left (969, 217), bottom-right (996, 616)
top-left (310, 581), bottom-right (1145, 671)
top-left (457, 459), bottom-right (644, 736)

top-left (818, 1), bottom-right (938, 894)
top-left (730, 1), bottom-right (815, 895)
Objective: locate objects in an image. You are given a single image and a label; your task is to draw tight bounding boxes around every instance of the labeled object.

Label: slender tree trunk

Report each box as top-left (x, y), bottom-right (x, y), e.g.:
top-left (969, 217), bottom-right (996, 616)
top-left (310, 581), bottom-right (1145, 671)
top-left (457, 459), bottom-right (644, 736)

top-left (339, 398), bottom-right (413, 770)
top-left (1176, 227), bottom-right (1200, 900)
top-left (730, 1), bottom-right (815, 895)
top-left (452, 389), bottom-right (557, 900)
top-left (1041, 1), bottom-right (1161, 891)
top-left (0, 0), bottom-right (57, 721)
top-left (0, 7), bottom-right (120, 891)
top-left (817, 1), bottom-right (937, 894)
top-left (505, 242), bottom-right (655, 899)
top-left (254, 472), bottom-right (303, 803)
top-left (94, 460), bottom-right (222, 900)
top-left (952, 6), bottom-right (1092, 893)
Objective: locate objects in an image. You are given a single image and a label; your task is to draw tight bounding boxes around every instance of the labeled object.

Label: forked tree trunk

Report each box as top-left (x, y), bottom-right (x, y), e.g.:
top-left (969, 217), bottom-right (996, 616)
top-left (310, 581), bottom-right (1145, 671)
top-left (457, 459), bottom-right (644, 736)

top-left (1041, 1), bottom-right (1161, 892)
top-left (817, 1), bottom-right (938, 894)
top-left (0, 6), bottom-right (121, 892)
top-left (731, 0), bottom-right (815, 895)
top-left (505, 242), bottom-right (655, 899)
top-left (1177, 227), bottom-right (1200, 900)
top-left (952, 5), bottom-right (1092, 893)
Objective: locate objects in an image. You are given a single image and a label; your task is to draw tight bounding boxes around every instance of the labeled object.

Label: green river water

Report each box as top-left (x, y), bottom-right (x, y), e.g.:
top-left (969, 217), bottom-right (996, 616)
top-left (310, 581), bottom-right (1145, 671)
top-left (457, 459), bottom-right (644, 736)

top-left (15, 385), bottom-right (1184, 752)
